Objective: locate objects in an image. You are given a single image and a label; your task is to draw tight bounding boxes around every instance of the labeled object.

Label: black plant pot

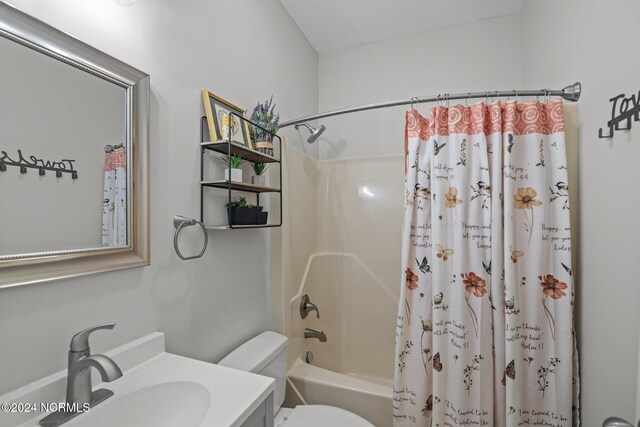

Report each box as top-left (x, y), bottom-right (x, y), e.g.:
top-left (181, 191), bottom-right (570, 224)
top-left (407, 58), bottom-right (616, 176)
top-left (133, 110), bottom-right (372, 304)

top-left (256, 211), bottom-right (268, 225)
top-left (228, 207), bottom-right (256, 225)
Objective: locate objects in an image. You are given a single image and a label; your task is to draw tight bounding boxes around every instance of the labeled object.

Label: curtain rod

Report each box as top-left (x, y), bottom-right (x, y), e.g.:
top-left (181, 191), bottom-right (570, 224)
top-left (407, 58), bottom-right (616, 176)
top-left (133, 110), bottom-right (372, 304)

top-left (280, 82), bottom-right (581, 128)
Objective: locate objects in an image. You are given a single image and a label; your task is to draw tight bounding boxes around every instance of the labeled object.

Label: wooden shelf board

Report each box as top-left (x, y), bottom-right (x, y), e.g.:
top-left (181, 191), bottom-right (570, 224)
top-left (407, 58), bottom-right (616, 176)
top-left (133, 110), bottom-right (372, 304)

top-left (201, 180), bottom-right (281, 193)
top-left (201, 141), bottom-right (280, 163)
top-left (205, 224), bottom-right (280, 230)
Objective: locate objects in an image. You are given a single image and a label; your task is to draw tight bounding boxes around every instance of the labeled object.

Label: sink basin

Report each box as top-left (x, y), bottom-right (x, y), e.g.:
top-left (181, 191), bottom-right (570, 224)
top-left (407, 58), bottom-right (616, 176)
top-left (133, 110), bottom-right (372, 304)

top-left (1, 333), bottom-right (274, 427)
top-left (67, 381), bottom-right (210, 427)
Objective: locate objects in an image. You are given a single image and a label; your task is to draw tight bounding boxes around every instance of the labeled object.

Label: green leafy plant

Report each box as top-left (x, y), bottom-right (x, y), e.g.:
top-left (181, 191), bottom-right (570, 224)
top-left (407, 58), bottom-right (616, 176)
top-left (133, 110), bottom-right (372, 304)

top-left (250, 96), bottom-right (280, 141)
top-left (221, 154), bottom-right (245, 169)
top-left (227, 196), bottom-right (248, 209)
top-left (246, 204), bottom-right (264, 212)
top-left (252, 162), bottom-right (268, 175)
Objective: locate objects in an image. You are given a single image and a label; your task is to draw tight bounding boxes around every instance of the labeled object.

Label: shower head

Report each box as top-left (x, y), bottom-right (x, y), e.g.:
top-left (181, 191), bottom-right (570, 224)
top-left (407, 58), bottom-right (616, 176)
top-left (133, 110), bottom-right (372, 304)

top-left (295, 123), bottom-right (326, 144)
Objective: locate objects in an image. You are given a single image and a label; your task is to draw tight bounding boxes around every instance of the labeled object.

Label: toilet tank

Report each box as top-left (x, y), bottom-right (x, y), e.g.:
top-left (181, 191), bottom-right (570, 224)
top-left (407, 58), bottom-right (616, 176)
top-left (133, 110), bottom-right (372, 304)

top-left (218, 331), bottom-right (288, 413)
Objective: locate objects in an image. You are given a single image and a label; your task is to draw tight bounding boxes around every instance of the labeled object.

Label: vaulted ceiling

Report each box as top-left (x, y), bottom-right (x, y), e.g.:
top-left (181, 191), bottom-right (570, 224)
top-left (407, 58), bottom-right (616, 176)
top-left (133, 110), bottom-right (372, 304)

top-left (279, 0), bottom-right (525, 54)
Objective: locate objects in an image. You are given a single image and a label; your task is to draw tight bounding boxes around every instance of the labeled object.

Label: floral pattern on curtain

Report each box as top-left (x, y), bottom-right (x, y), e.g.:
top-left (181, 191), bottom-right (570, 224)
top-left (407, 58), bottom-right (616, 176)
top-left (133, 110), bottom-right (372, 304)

top-left (393, 101), bottom-right (579, 427)
top-left (101, 146), bottom-right (127, 246)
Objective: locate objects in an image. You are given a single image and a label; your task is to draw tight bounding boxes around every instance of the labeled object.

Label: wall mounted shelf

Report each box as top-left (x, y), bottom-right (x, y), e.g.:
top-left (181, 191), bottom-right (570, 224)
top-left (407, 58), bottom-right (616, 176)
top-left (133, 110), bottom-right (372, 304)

top-left (199, 112), bottom-right (282, 229)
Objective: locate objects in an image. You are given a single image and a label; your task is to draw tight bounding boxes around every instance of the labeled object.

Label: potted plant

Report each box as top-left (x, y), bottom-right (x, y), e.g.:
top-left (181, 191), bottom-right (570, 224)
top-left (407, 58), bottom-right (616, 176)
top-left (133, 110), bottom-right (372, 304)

top-left (250, 96), bottom-right (279, 156)
top-left (249, 204), bottom-right (268, 225)
top-left (251, 162), bottom-right (268, 186)
top-left (221, 154), bottom-right (245, 182)
top-left (227, 196), bottom-right (255, 225)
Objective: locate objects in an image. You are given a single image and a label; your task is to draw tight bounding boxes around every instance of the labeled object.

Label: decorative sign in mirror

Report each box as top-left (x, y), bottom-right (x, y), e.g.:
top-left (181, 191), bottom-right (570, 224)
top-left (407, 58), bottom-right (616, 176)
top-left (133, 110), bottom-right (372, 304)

top-left (0, 1), bottom-right (150, 288)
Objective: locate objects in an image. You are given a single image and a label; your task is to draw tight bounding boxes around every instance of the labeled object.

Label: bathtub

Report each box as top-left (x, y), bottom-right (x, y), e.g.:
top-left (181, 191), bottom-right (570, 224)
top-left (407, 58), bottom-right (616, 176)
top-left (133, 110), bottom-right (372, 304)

top-left (286, 358), bottom-right (392, 427)
top-left (286, 253), bottom-right (397, 427)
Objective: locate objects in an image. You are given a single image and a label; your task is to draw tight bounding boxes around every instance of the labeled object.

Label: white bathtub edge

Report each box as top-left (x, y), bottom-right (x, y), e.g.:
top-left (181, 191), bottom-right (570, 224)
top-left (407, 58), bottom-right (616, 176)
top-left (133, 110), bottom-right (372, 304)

top-left (288, 358), bottom-right (391, 399)
top-left (286, 358), bottom-right (393, 427)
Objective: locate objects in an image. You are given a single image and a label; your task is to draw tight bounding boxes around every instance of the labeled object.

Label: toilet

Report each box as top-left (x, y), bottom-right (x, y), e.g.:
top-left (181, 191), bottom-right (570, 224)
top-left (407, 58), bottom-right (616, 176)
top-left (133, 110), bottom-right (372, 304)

top-left (218, 331), bottom-right (374, 427)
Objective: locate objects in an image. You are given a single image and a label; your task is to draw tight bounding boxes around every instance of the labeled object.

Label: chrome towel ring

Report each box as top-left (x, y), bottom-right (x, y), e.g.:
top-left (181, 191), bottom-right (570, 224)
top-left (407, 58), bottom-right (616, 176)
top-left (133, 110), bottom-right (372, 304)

top-left (173, 215), bottom-right (208, 260)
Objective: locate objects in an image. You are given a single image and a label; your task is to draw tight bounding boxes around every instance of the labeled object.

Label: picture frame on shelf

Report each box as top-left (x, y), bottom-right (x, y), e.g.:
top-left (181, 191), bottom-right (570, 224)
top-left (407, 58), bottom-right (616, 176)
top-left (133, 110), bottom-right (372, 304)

top-left (201, 90), bottom-right (253, 148)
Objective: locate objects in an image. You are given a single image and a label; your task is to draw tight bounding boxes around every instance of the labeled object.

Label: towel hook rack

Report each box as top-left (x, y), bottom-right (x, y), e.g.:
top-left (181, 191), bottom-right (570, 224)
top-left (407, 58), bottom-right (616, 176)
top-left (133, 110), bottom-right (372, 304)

top-left (173, 215), bottom-right (208, 260)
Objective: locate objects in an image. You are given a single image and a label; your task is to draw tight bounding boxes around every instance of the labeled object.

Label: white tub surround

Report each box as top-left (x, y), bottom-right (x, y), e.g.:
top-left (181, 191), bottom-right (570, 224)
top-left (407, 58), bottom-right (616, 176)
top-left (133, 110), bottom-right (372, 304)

top-left (0, 333), bottom-right (274, 427)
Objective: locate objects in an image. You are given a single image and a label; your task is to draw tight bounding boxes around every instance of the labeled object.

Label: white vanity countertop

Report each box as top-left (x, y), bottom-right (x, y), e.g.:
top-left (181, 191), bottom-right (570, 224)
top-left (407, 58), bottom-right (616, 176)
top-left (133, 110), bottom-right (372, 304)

top-left (0, 332), bottom-right (274, 427)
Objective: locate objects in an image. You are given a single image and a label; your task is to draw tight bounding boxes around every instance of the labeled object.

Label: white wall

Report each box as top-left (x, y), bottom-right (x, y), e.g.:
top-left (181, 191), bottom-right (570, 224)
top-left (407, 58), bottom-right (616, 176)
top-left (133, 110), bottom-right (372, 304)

top-left (318, 14), bottom-right (522, 160)
top-left (0, 0), bottom-right (317, 395)
top-left (521, 1), bottom-right (640, 424)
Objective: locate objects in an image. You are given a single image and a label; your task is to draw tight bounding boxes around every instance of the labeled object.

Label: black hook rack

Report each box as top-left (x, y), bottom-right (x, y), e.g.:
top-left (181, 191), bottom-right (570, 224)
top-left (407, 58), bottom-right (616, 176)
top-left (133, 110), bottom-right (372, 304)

top-left (598, 91), bottom-right (640, 138)
top-left (0, 149), bottom-right (78, 179)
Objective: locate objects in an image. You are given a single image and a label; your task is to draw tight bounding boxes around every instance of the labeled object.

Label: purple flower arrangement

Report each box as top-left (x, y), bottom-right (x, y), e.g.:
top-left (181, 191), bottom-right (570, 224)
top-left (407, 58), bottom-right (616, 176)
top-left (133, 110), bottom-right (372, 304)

top-left (250, 96), bottom-right (280, 152)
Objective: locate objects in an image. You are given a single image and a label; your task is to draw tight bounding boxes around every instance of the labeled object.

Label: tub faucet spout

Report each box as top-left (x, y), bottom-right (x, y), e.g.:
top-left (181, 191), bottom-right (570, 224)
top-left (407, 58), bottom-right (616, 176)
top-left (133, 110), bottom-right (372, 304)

top-left (304, 328), bottom-right (327, 342)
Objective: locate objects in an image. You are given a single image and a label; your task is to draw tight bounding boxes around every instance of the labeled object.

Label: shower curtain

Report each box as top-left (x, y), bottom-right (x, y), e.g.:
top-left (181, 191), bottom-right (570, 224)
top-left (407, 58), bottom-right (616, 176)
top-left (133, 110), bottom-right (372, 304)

top-left (394, 101), bottom-right (579, 426)
top-left (101, 146), bottom-right (127, 246)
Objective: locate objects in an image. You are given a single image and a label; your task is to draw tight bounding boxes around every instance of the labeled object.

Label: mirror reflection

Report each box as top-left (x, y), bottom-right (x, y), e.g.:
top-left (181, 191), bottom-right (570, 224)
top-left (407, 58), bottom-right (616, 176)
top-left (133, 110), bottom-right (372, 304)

top-left (0, 34), bottom-right (128, 257)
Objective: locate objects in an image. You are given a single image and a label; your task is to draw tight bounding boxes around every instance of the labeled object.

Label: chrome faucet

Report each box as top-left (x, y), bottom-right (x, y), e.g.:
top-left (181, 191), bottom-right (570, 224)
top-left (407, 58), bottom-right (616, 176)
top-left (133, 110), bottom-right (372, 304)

top-left (300, 294), bottom-right (320, 319)
top-left (304, 328), bottom-right (327, 342)
top-left (40, 323), bottom-right (123, 427)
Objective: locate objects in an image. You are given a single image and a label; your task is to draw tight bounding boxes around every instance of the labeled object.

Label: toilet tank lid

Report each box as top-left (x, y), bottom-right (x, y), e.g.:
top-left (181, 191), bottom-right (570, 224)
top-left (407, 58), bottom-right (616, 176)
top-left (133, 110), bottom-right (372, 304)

top-left (218, 331), bottom-right (287, 373)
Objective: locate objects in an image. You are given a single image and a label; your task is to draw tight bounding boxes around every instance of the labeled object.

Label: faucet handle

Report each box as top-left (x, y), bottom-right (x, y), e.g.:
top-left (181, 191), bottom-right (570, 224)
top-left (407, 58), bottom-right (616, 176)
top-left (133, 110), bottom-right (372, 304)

top-left (70, 322), bottom-right (116, 352)
top-left (300, 294), bottom-right (320, 319)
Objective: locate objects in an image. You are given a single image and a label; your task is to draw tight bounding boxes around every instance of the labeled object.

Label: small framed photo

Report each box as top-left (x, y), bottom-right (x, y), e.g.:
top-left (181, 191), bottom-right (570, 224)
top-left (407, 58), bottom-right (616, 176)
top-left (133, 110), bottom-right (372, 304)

top-left (202, 90), bottom-right (252, 148)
